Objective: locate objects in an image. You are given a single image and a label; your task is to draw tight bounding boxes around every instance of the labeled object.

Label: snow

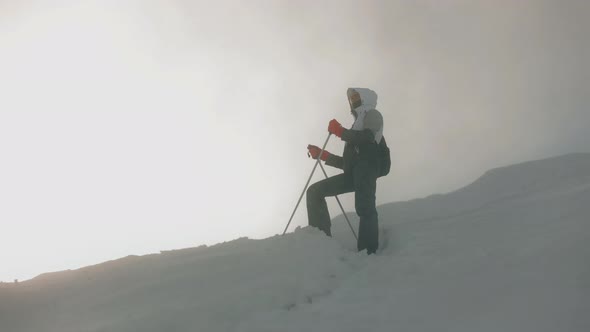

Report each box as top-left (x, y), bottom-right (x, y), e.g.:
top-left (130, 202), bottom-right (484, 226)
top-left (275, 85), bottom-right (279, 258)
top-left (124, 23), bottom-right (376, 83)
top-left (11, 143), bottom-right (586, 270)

top-left (1, 153), bottom-right (589, 332)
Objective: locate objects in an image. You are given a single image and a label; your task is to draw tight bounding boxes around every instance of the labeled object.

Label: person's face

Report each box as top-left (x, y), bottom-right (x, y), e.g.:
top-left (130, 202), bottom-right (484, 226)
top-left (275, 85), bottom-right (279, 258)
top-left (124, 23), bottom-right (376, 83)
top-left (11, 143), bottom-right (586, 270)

top-left (348, 91), bottom-right (362, 110)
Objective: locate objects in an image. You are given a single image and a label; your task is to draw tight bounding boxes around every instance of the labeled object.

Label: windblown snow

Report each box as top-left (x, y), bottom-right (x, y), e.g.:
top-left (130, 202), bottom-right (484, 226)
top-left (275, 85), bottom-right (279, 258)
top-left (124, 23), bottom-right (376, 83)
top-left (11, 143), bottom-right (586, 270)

top-left (1, 153), bottom-right (589, 332)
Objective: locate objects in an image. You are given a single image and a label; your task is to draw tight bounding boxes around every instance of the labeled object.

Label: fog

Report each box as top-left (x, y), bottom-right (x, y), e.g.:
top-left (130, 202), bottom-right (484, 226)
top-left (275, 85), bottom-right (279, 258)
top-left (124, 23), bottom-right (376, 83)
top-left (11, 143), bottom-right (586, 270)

top-left (1, 0), bottom-right (589, 281)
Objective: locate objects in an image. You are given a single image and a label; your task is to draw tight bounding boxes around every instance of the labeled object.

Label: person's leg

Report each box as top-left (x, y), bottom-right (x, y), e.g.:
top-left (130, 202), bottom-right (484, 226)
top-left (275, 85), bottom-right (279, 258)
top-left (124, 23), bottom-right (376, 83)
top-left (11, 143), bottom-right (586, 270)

top-left (353, 162), bottom-right (379, 254)
top-left (307, 173), bottom-right (354, 236)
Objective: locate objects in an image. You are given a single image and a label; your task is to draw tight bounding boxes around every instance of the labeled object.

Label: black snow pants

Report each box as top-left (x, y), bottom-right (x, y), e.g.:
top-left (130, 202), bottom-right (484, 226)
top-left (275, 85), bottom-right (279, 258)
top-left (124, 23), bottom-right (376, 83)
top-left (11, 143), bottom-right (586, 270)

top-left (306, 161), bottom-right (379, 254)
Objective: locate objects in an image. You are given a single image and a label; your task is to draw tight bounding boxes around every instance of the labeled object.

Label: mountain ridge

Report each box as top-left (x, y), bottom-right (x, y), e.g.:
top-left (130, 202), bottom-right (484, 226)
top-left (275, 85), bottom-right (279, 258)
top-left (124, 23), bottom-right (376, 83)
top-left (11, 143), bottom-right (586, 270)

top-left (1, 152), bottom-right (589, 332)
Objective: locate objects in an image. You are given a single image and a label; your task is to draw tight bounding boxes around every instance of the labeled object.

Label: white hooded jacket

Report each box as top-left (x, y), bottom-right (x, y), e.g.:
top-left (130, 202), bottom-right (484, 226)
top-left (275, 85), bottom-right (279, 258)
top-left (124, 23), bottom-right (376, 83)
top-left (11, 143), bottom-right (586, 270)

top-left (347, 87), bottom-right (383, 144)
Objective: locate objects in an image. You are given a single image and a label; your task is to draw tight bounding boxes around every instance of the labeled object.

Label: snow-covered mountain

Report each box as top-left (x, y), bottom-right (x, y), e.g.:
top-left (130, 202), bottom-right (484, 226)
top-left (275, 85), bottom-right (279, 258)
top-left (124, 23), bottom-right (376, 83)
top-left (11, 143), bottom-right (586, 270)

top-left (1, 153), bottom-right (589, 332)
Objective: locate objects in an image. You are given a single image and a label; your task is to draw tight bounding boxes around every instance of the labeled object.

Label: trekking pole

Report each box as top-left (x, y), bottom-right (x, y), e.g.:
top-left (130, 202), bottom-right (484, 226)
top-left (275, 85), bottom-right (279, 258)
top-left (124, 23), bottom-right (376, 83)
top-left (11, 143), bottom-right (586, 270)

top-left (282, 133), bottom-right (332, 235)
top-left (318, 161), bottom-right (358, 241)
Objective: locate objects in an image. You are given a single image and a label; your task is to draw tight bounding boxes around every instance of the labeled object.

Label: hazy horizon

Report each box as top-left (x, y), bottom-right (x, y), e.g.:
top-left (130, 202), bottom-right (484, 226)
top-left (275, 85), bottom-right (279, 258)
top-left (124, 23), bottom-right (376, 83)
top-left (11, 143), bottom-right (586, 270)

top-left (1, 0), bottom-right (589, 282)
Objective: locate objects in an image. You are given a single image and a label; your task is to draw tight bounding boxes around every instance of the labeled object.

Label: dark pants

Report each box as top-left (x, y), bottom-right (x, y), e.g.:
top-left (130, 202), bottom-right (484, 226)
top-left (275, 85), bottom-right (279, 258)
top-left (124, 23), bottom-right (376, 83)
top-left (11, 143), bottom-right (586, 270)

top-left (306, 162), bottom-right (379, 254)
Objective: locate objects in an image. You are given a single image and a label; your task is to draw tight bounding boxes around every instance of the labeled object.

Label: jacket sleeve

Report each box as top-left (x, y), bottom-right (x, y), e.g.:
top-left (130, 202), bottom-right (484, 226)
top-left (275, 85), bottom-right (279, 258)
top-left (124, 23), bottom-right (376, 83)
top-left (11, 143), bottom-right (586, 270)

top-left (341, 128), bottom-right (374, 144)
top-left (325, 154), bottom-right (344, 170)
top-left (341, 110), bottom-right (383, 144)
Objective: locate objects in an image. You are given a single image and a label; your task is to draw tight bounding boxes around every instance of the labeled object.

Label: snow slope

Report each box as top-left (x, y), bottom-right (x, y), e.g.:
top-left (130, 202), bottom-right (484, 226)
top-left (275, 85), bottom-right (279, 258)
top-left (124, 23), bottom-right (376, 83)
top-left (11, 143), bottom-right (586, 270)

top-left (1, 153), bottom-right (589, 332)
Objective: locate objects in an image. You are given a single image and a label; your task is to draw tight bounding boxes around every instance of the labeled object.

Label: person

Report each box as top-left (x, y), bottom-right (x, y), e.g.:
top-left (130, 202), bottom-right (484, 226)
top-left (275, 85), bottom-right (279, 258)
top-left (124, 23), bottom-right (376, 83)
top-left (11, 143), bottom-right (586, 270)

top-left (306, 87), bottom-right (384, 254)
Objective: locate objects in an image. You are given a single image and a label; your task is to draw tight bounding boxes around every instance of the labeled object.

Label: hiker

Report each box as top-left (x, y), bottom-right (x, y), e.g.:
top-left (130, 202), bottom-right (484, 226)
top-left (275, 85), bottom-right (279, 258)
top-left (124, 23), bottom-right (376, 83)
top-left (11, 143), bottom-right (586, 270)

top-left (306, 87), bottom-right (384, 254)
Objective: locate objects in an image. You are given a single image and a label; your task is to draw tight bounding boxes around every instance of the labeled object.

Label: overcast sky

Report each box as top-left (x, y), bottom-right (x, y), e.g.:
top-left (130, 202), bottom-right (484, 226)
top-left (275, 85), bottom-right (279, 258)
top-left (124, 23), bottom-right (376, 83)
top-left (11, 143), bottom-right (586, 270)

top-left (1, 0), bottom-right (589, 281)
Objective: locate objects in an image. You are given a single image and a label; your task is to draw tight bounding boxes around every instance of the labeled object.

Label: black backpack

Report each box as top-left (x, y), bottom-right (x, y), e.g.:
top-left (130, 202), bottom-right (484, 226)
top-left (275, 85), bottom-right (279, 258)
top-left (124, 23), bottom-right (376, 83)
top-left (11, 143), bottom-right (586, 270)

top-left (378, 136), bottom-right (391, 177)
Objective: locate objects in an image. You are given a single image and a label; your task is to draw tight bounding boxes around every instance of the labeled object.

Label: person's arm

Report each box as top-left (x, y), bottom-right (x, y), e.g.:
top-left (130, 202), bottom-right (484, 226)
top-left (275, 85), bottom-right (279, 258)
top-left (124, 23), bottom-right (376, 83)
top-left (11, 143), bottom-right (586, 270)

top-left (325, 154), bottom-right (344, 170)
top-left (341, 128), bottom-right (374, 145)
top-left (341, 110), bottom-right (383, 144)
top-left (308, 145), bottom-right (343, 169)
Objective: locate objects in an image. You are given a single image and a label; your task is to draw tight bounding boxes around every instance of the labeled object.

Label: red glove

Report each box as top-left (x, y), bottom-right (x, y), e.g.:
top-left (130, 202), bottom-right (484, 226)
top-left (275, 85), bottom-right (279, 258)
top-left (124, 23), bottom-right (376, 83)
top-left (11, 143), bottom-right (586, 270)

top-left (328, 119), bottom-right (344, 137)
top-left (307, 145), bottom-right (330, 161)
